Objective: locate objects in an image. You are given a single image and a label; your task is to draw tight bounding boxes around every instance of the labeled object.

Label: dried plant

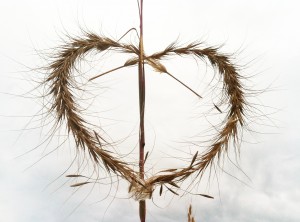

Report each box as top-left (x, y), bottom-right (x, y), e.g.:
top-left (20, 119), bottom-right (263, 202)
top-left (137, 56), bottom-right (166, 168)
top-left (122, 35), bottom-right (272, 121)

top-left (188, 205), bottom-right (196, 222)
top-left (39, 1), bottom-right (252, 221)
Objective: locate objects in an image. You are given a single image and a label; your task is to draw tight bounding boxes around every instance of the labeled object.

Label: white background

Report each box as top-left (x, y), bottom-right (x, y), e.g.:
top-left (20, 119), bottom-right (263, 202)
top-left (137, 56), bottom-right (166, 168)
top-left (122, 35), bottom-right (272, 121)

top-left (0, 1), bottom-right (299, 221)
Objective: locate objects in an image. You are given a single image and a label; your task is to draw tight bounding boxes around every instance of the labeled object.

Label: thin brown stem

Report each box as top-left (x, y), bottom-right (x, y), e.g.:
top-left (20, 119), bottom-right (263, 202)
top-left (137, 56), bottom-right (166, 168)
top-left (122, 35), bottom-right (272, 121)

top-left (138, 0), bottom-right (146, 222)
top-left (89, 65), bottom-right (125, 81)
top-left (166, 72), bottom-right (203, 99)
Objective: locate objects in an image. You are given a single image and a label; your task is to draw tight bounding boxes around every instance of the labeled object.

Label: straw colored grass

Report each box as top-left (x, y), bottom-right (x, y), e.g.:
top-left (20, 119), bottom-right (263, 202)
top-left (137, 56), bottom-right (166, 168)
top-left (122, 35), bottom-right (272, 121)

top-left (42, 31), bottom-right (247, 199)
top-left (44, 33), bottom-right (139, 183)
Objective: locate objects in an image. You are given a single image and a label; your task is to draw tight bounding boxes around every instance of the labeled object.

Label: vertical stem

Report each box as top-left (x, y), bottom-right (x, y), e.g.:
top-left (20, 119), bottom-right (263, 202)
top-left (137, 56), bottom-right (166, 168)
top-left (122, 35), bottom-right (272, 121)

top-left (138, 0), bottom-right (146, 222)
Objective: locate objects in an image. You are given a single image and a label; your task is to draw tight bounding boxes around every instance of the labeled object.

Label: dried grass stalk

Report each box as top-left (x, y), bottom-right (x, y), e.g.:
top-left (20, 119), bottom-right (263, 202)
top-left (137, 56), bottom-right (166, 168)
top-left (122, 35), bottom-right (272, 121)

top-left (44, 33), bottom-right (138, 182)
top-left (43, 31), bottom-right (248, 197)
top-left (139, 42), bottom-right (246, 189)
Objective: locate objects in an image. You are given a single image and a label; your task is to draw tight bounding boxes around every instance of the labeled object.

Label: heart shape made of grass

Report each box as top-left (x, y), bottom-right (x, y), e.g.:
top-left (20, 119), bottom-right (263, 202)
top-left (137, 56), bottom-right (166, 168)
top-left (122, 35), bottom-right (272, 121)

top-left (43, 32), bottom-right (246, 200)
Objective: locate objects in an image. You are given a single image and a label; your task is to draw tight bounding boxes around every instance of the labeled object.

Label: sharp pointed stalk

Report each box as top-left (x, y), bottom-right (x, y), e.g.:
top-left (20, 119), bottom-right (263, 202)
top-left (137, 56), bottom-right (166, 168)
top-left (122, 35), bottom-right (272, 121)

top-left (166, 72), bottom-right (203, 99)
top-left (89, 65), bottom-right (126, 81)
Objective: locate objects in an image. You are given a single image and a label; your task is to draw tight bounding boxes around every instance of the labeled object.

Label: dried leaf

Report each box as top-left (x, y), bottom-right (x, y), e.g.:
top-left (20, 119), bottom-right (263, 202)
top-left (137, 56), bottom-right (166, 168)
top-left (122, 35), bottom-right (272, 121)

top-left (70, 182), bottom-right (91, 187)
top-left (168, 181), bottom-right (180, 188)
top-left (190, 151), bottom-right (198, 167)
top-left (166, 186), bottom-right (179, 196)
top-left (124, 57), bottom-right (138, 66)
top-left (128, 183), bottom-right (133, 192)
top-left (146, 58), bottom-right (167, 73)
top-left (66, 174), bottom-right (84, 178)
top-left (198, 193), bottom-right (214, 199)
top-left (214, 103), bottom-right (222, 113)
top-left (144, 151), bottom-right (149, 163)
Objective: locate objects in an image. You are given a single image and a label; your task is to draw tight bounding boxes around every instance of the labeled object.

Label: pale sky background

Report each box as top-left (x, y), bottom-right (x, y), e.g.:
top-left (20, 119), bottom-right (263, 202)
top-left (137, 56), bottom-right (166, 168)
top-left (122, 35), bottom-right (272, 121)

top-left (0, 1), bottom-right (300, 222)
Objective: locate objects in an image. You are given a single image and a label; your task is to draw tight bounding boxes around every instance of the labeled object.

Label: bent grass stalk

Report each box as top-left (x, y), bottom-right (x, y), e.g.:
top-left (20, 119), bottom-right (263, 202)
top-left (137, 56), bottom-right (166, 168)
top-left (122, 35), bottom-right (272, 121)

top-left (40, 1), bottom-right (251, 221)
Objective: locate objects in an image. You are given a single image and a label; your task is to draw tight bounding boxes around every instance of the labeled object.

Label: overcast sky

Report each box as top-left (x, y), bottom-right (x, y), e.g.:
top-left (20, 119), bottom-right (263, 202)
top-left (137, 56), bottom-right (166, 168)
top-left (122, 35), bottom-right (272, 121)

top-left (0, 1), bottom-right (300, 222)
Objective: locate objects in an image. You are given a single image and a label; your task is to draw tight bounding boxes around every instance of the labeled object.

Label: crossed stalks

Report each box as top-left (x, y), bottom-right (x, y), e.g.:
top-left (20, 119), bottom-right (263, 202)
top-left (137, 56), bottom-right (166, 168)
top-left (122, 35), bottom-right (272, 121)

top-left (42, 1), bottom-right (247, 221)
